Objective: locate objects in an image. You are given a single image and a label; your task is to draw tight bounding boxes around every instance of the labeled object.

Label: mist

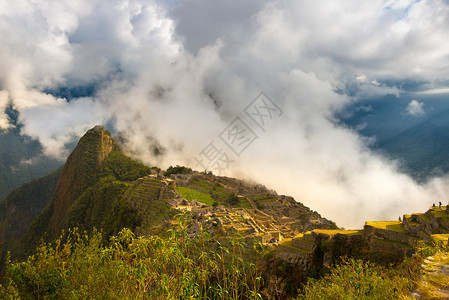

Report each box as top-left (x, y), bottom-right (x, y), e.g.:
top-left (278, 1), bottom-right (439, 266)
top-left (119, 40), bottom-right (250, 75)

top-left (1, 0), bottom-right (449, 228)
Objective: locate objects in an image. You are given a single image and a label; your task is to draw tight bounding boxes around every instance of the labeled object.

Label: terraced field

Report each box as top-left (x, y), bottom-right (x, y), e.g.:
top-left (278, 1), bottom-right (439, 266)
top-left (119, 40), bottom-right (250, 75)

top-left (125, 176), bottom-right (175, 229)
top-left (313, 229), bottom-right (362, 235)
top-left (252, 193), bottom-right (277, 207)
top-left (365, 221), bottom-right (405, 232)
top-left (176, 187), bottom-right (214, 205)
top-left (181, 178), bottom-right (255, 208)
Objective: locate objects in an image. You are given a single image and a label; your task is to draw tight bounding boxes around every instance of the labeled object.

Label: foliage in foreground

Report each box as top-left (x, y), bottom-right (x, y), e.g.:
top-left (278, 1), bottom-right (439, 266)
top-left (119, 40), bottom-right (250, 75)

top-left (0, 221), bottom-right (263, 299)
top-left (297, 258), bottom-right (415, 300)
top-left (298, 240), bottom-right (449, 300)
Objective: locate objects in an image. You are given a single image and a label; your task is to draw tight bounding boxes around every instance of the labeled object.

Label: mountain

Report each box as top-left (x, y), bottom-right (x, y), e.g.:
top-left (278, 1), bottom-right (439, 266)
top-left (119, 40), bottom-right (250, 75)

top-left (0, 126), bottom-right (62, 202)
top-left (0, 105), bottom-right (62, 201)
top-left (4, 126), bottom-right (150, 259)
top-left (376, 108), bottom-right (449, 180)
top-left (0, 168), bottom-right (61, 243)
top-left (1, 125), bottom-right (336, 261)
top-left (3, 125), bottom-right (449, 299)
top-left (337, 93), bottom-right (449, 181)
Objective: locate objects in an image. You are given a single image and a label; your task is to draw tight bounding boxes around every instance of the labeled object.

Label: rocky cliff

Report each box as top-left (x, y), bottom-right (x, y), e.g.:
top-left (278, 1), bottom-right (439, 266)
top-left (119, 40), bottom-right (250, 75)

top-left (4, 126), bottom-right (151, 259)
top-left (49, 125), bottom-right (115, 234)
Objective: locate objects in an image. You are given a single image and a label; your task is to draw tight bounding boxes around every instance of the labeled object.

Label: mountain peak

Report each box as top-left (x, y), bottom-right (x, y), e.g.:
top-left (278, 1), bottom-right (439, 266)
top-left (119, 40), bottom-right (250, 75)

top-left (49, 125), bottom-right (115, 232)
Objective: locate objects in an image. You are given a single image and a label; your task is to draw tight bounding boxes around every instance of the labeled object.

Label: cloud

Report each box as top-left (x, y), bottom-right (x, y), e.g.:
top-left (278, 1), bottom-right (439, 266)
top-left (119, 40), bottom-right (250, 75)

top-left (0, 90), bottom-right (10, 128)
top-left (1, 0), bottom-right (449, 228)
top-left (20, 97), bottom-right (106, 158)
top-left (405, 99), bottom-right (425, 116)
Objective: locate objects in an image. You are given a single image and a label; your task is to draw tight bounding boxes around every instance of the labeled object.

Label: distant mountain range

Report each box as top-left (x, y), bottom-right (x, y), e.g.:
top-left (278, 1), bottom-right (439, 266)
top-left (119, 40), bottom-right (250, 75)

top-left (338, 93), bottom-right (449, 182)
top-left (0, 106), bottom-right (62, 201)
top-left (377, 107), bottom-right (449, 180)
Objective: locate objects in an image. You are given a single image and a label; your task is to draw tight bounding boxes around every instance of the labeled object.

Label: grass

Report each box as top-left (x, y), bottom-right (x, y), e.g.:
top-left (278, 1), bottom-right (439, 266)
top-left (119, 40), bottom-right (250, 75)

top-left (297, 258), bottom-right (414, 299)
top-left (414, 213), bottom-right (432, 221)
top-left (365, 221), bottom-right (405, 232)
top-left (176, 187), bottom-right (215, 206)
top-left (294, 237), bottom-right (314, 244)
top-left (431, 210), bottom-right (449, 220)
top-left (280, 237), bottom-right (292, 245)
top-left (279, 238), bottom-right (312, 253)
top-left (372, 237), bottom-right (412, 248)
top-left (297, 239), bottom-right (449, 299)
top-left (191, 180), bottom-right (216, 189)
top-left (313, 229), bottom-right (363, 235)
top-left (432, 234), bottom-right (449, 245)
top-left (1, 224), bottom-right (264, 299)
top-left (415, 248), bottom-right (449, 299)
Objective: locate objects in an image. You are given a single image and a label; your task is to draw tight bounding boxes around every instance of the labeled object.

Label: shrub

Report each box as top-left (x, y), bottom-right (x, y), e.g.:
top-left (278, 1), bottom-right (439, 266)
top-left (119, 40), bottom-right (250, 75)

top-left (297, 258), bottom-right (413, 299)
top-left (164, 165), bottom-right (193, 177)
top-left (226, 194), bottom-right (240, 207)
top-left (2, 216), bottom-right (264, 299)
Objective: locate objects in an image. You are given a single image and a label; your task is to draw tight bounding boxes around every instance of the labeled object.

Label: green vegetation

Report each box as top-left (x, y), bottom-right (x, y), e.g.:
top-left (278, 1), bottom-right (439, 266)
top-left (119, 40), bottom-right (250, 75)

top-left (0, 222), bottom-right (263, 299)
top-left (432, 234), bottom-right (449, 245)
top-left (177, 187), bottom-right (216, 206)
top-left (64, 178), bottom-right (140, 237)
top-left (164, 165), bottom-right (193, 177)
top-left (430, 209), bottom-right (449, 220)
top-left (0, 168), bottom-right (62, 242)
top-left (372, 237), bottom-right (412, 249)
top-left (99, 150), bottom-right (151, 182)
top-left (411, 240), bottom-right (449, 299)
top-left (365, 221), bottom-right (405, 232)
top-left (59, 146), bottom-right (151, 238)
top-left (297, 240), bottom-right (449, 299)
top-left (225, 194), bottom-right (240, 207)
top-left (298, 258), bottom-right (414, 299)
top-left (57, 146), bottom-right (150, 237)
top-left (253, 194), bottom-right (277, 208)
top-left (413, 213), bottom-right (431, 222)
top-left (313, 229), bottom-right (362, 236)
top-left (6, 133), bottom-right (151, 261)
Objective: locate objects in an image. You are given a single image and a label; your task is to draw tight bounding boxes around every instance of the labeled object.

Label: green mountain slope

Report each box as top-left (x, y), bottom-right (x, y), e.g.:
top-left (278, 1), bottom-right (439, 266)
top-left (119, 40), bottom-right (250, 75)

top-left (0, 168), bottom-right (62, 243)
top-left (10, 126), bottom-right (151, 259)
top-left (3, 125), bottom-right (336, 268)
top-left (0, 125), bottom-right (345, 298)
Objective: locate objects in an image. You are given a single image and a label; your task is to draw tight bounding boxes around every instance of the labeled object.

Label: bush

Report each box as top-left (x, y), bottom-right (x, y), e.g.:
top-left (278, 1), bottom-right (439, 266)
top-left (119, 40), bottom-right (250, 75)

top-left (226, 194), bottom-right (240, 207)
top-left (2, 217), bottom-right (264, 299)
top-left (164, 165), bottom-right (193, 177)
top-left (297, 258), bottom-right (413, 299)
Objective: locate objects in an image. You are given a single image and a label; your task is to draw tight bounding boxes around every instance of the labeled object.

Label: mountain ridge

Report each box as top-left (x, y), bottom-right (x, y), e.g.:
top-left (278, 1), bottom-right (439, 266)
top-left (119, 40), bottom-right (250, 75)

top-left (0, 125), bottom-right (335, 261)
top-left (49, 125), bottom-right (115, 234)
top-left (2, 125), bottom-right (449, 298)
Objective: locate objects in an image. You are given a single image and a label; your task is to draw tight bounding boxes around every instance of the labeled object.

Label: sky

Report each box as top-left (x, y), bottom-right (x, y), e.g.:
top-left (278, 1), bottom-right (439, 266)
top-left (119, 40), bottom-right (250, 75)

top-left (1, 0), bottom-right (449, 228)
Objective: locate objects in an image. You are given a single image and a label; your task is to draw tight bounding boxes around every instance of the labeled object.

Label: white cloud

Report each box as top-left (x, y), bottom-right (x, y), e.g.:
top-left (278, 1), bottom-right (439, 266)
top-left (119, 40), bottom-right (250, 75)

top-left (20, 97), bottom-right (106, 158)
top-left (406, 99), bottom-right (425, 116)
top-left (1, 0), bottom-right (449, 228)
